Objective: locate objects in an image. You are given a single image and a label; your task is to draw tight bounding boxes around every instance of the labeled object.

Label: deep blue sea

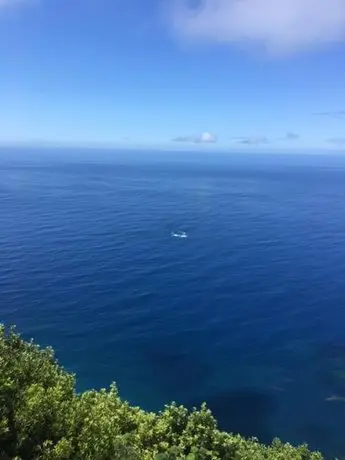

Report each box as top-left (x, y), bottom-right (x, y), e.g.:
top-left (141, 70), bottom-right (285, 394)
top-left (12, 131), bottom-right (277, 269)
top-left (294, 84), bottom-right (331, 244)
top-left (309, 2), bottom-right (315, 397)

top-left (1, 148), bottom-right (345, 458)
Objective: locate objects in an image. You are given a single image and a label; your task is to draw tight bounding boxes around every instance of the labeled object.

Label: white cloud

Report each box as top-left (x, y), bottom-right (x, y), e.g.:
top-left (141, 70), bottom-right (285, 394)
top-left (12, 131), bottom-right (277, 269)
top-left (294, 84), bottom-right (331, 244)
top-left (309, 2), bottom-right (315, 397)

top-left (173, 131), bottom-right (218, 143)
top-left (197, 131), bottom-right (217, 143)
top-left (170, 0), bottom-right (345, 55)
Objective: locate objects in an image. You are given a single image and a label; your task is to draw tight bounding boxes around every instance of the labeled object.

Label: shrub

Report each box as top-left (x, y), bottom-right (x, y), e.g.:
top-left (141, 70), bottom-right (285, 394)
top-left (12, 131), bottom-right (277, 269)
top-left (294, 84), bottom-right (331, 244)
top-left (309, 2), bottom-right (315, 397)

top-left (0, 325), bottom-right (323, 460)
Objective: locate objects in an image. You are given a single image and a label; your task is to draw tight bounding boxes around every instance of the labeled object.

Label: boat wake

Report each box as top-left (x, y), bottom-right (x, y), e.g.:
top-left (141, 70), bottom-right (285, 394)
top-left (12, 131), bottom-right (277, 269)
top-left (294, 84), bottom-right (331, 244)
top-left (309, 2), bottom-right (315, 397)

top-left (171, 231), bottom-right (188, 239)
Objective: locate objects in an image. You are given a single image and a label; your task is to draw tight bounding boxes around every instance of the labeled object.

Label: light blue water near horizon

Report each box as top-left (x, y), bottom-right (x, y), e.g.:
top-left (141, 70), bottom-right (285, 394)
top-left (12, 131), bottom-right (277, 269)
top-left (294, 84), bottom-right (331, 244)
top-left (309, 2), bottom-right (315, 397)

top-left (1, 148), bottom-right (345, 458)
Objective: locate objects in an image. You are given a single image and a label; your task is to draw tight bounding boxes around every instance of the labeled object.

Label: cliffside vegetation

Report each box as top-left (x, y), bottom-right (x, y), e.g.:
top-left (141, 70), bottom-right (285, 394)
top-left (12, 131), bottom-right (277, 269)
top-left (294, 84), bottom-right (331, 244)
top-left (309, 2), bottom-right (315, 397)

top-left (0, 325), bottom-right (323, 460)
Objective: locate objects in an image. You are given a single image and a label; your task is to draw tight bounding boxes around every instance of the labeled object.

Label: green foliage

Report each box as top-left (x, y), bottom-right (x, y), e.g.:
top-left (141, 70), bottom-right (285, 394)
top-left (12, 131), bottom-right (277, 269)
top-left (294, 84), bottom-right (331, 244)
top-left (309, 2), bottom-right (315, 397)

top-left (0, 325), bottom-right (324, 460)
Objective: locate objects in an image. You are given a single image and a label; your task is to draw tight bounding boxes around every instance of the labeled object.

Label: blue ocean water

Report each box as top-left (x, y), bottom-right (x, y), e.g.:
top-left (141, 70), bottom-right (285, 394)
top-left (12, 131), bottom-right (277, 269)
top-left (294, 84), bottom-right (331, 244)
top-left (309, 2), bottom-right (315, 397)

top-left (1, 148), bottom-right (345, 457)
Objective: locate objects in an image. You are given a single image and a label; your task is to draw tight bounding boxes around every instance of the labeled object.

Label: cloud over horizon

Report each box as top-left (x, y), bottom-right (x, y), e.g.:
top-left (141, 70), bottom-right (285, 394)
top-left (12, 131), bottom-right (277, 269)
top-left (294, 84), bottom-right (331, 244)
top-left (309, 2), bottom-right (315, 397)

top-left (327, 137), bottom-right (345, 145)
top-left (315, 110), bottom-right (345, 117)
top-left (170, 0), bottom-right (345, 55)
top-left (284, 132), bottom-right (300, 140)
top-left (173, 131), bottom-right (218, 143)
top-left (234, 136), bottom-right (268, 145)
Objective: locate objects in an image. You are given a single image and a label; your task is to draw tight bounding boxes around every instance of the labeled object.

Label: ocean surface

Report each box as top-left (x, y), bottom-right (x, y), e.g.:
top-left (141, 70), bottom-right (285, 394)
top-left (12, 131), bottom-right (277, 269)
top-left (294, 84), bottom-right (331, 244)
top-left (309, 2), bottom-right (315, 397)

top-left (1, 148), bottom-right (345, 458)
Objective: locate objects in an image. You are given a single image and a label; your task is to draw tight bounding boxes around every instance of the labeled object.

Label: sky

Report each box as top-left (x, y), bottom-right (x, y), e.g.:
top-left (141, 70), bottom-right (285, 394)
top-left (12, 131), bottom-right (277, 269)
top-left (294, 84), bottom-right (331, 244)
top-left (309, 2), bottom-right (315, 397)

top-left (0, 0), bottom-right (345, 151)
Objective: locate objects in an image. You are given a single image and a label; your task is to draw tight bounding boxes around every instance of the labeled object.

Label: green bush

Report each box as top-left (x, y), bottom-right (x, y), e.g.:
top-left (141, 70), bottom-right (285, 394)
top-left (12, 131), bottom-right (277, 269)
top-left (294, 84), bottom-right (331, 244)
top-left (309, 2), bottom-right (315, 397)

top-left (0, 325), bottom-right (323, 460)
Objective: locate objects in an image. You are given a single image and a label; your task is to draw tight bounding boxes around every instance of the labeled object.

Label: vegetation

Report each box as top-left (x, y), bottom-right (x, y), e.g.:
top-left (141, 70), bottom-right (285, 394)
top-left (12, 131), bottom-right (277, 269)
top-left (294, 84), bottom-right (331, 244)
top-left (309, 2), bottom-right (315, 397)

top-left (0, 325), bottom-right (323, 460)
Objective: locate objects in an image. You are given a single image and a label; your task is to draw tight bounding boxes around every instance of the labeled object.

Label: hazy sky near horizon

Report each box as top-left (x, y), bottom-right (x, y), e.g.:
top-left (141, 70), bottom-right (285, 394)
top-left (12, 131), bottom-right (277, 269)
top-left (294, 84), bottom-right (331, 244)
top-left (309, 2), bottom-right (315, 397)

top-left (0, 0), bottom-right (345, 150)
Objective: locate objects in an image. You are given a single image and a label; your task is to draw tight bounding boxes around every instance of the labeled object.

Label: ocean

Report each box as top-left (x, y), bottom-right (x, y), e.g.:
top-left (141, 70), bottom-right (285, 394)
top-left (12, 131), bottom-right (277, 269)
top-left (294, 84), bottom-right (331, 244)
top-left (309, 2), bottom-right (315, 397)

top-left (1, 148), bottom-right (345, 458)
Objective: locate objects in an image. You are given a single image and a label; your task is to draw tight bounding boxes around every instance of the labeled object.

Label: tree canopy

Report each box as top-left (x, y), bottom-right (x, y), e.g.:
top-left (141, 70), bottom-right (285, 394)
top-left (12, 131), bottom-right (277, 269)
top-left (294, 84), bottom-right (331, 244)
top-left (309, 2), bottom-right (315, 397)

top-left (0, 325), bottom-right (323, 460)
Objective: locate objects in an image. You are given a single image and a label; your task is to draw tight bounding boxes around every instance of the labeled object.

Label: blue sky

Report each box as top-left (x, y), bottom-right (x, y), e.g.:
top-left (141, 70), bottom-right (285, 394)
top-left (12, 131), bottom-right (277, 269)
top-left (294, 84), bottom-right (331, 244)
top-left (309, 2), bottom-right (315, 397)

top-left (0, 0), bottom-right (345, 151)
